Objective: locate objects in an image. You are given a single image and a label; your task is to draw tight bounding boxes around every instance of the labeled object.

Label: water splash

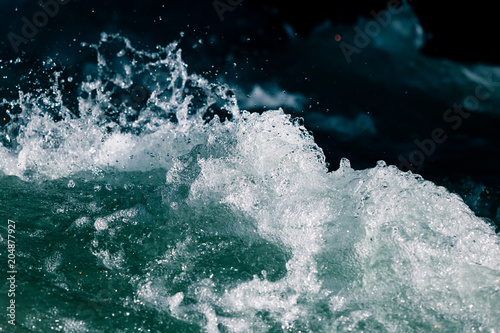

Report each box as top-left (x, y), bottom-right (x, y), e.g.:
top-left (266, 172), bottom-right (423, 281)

top-left (0, 32), bottom-right (499, 332)
top-left (0, 33), bottom-right (238, 180)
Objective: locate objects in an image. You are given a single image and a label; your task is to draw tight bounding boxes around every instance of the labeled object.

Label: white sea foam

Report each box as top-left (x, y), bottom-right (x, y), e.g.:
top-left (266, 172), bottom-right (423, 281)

top-left (1, 33), bottom-right (499, 332)
top-left (149, 110), bottom-right (500, 331)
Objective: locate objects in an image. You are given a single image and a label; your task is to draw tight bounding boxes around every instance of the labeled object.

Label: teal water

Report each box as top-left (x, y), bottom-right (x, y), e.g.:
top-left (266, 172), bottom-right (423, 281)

top-left (1, 34), bottom-right (500, 332)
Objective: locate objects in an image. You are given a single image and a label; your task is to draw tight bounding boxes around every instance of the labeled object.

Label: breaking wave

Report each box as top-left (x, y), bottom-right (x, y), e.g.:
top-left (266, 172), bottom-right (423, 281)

top-left (0, 33), bottom-right (499, 332)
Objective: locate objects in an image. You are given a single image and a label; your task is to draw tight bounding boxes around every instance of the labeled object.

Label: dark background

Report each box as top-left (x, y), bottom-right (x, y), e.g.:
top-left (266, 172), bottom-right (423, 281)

top-left (1, 1), bottom-right (498, 64)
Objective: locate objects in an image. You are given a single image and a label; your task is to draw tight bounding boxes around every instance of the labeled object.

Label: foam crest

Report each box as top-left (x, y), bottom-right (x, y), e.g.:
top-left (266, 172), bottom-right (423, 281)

top-left (0, 33), bottom-right (238, 180)
top-left (130, 109), bottom-right (500, 331)
top-left (1, 34), bottom-right (499, 332)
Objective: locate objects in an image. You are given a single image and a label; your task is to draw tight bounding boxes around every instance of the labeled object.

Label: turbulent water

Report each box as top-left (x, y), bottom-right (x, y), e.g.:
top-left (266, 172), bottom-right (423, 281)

top-left (0, 33), bottom-right (500, 332)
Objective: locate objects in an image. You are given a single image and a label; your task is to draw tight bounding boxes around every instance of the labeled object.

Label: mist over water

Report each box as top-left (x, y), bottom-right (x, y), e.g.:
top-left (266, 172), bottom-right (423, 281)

top-left (0, 28), bottom-right (499, 332)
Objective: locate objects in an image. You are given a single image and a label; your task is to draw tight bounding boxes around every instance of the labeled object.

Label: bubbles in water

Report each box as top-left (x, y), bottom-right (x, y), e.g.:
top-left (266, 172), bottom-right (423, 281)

top-left (44, 252), bottom-right (63, 273)
top-left (94, 217), bottom-right (108, 231)
top-left (1, 32), bottom-right (499, 332)
top-left (0, 33), bottom-right (239, 180)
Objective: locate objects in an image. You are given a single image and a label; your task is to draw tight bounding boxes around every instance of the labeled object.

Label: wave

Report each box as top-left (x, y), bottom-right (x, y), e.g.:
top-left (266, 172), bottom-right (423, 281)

top-left (0, 33), bottom-right (499, 332)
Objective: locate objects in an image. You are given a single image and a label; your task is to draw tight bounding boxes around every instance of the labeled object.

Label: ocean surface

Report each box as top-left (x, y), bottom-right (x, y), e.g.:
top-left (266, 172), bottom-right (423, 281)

top-left (1, 1), bottom-right (500, 332)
